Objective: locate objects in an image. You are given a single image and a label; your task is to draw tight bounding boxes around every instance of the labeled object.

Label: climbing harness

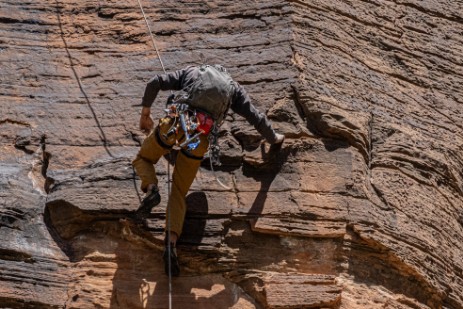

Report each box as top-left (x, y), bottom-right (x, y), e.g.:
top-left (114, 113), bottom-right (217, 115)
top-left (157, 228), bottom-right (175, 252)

top-left (163, 96), bottom-right (232, 190)
top-left (163, 95), bottom-right (214, 150)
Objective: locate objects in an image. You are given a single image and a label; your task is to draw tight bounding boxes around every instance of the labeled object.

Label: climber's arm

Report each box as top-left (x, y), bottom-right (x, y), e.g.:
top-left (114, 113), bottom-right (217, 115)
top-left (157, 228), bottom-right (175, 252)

top-left (138, 68), bottom-right (188, 134)
top-left (230, 83), bottom-right (284, 145)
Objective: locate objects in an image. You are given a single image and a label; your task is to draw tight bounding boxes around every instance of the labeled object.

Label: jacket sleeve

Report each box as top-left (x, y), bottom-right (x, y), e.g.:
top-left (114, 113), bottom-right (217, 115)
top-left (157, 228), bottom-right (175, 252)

top-left (141, 68), bottom-right (187, 107)
top-left (230, 83), bottom-right (278, 144)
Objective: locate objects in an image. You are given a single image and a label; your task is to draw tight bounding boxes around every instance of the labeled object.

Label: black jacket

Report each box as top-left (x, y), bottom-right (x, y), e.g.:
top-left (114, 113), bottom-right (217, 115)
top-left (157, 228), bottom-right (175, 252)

top-left (141, 66), bottom-right (278, 144)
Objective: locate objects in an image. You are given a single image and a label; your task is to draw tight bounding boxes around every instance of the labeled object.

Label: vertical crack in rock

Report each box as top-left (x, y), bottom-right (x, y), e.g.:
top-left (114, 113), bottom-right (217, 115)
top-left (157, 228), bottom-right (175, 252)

top-left (365, 112), bottom-right (391, 209)
top-left (28, 135), bottom-right (54, 195)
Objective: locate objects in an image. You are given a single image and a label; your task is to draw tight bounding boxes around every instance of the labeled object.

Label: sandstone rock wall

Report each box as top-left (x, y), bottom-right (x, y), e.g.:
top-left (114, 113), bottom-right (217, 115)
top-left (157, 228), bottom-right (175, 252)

top-left (1, 0), bottom-right (462, 308)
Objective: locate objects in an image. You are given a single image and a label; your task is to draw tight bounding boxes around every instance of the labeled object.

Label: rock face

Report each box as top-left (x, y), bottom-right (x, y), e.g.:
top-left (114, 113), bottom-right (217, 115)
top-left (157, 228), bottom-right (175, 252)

top-left (1, 0), bottom-right (463, 308)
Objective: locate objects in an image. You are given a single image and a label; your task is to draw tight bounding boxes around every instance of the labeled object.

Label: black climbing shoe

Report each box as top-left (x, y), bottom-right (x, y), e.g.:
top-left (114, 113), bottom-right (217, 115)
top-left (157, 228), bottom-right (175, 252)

top-left (163, 243), bottom-right (180, 277)
top-left (135, 186), bottom-right (161, 221)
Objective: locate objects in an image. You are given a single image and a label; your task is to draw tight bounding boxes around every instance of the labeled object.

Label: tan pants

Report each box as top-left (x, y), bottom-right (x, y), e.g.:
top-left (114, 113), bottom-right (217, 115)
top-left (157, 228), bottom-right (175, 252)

top-left (132, 117), bottom-right (209, 237)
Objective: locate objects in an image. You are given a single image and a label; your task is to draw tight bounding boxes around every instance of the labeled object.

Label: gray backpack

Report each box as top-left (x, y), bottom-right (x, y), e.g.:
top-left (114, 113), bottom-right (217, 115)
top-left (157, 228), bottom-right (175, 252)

top-left (185, 65), bottom-right (235, 124)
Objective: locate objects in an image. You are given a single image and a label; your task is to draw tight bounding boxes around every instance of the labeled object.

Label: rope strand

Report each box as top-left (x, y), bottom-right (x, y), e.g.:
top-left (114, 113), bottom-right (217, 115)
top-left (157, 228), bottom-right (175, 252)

top-left (135, 1), bottom-right (172, 308)
top-left (136, 0), bottom-right (167, 74)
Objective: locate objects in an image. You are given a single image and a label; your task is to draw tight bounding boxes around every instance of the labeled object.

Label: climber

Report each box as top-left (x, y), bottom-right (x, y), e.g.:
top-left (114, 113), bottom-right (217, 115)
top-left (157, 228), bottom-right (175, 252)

top-left (132, 64), bottom-right (284, 277)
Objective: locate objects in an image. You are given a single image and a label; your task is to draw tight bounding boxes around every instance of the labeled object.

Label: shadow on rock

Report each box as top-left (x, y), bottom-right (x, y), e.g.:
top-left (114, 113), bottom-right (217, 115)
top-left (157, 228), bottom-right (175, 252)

top-left (243, 141), bottom-right (291, 216)
top-left (178, 192), bottom-right (208, 245)
top-left (44, 199), bottom-right (162, 262)
top-left (43, 193), bottom-right (258, 308)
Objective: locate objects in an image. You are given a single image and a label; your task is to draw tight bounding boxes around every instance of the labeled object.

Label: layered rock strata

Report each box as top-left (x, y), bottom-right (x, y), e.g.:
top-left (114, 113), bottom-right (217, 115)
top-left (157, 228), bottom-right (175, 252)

top-left (1, 0), bottom-right (462, 308)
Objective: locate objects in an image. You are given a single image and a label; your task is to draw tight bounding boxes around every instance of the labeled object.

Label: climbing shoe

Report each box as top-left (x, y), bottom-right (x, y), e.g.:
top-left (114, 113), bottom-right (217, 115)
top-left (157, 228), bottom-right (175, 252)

top-left (163, 243), bottom-right (180, 277)
top-left (135, 186), bottom-right (161, 221)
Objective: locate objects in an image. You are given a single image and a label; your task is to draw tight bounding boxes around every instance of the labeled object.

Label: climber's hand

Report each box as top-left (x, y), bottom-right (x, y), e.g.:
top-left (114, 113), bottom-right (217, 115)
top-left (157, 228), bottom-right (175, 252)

top-left (268, 133), bottom-right (285, 154)
top-left (274, 133), bottom-right (285, 145)
top-left (139, 107), bottom-right (154, 135)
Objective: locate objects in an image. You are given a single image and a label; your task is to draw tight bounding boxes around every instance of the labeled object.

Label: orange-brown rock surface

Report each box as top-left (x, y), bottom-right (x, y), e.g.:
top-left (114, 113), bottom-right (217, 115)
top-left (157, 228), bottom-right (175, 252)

top-left (1, 0), bottom-right (463, 308)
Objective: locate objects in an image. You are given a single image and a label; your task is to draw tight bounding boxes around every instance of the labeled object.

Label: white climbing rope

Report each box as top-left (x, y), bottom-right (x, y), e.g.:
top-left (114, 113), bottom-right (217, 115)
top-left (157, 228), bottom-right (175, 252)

top-left (136, 0), bottom-right (167, 75)
top-left (135, 0), bottom-right (173, 308)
